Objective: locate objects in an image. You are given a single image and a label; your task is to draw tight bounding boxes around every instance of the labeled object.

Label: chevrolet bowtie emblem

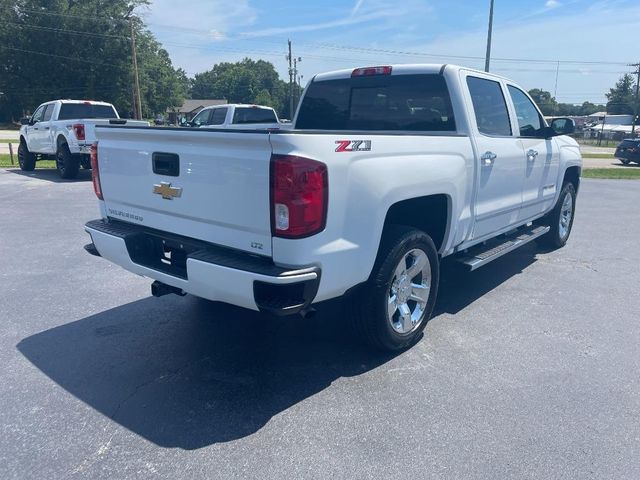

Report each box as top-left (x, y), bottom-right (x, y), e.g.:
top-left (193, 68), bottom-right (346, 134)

top-left (153, 181), bottom-right (182, 200)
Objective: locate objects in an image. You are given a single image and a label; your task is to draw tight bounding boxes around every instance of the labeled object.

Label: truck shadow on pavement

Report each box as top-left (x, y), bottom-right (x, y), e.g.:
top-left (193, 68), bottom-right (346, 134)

top-left (17, 245), bottom-right (538, 450)
top-left (6, 168), bottom-right (92, 182)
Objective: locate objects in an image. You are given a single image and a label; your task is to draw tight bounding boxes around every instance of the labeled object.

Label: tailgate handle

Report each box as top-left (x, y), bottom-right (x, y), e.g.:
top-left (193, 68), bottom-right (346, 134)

top-left (152, 152), bottom-right (180, 177)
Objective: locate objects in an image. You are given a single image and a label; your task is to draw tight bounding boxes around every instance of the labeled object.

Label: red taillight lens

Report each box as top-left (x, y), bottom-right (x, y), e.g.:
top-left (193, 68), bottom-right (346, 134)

top-left (73, 123), bottom-right (85, 140)
top-left (270, 154), bottom-right (328, 238)
top-left (90, 143), bottom-right (103, 200)
top-left (352, 66), bottom-right (392, 77)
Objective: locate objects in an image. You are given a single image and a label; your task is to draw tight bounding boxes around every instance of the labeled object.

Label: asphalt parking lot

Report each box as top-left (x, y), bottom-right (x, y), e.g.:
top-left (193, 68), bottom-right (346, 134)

top-left (1, 168), bottom-right (639, 479)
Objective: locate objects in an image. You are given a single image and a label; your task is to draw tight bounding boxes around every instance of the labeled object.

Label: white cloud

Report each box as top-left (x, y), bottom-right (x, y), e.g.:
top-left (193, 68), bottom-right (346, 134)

top-left (545, 0), bottom-right (561, 9)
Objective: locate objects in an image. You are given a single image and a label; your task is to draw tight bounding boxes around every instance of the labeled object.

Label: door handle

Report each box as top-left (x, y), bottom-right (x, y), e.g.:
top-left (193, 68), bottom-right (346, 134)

top-left (44, 126), bottom-right (50, 130)
top-left (526, 149), bottom-right (538, 161)
top-left (481, 151), bottom-right (497, 166)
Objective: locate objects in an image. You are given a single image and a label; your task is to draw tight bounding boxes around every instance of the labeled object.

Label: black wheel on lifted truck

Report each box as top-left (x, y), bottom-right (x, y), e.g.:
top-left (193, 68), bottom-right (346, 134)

top-left (56, 142), bottom-right (80, 179)
top-left (17, 140), bottom-right (36, 171)
top-left (350, 225), bottom-right (440, 351)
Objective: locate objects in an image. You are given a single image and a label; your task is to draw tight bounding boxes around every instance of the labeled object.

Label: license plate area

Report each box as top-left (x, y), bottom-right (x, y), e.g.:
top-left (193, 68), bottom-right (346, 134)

top-left (125, 232), bottom-right (193, 279)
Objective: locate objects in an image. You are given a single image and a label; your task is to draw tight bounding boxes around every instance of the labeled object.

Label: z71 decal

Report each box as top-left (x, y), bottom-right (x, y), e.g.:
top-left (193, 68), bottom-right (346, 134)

top-left (335, 140), bottom-right (372, 152)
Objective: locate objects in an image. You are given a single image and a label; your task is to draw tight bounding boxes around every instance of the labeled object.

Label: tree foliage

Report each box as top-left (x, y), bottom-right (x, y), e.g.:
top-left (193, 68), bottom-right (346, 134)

top-left (0, 0), bottom-right (188, 121)
top-left (191, 59), bottom-right (297, 118)
top-left (528, 88), bottom-right (605, 116)
top-left (605, 73), bottom-right (636, 115)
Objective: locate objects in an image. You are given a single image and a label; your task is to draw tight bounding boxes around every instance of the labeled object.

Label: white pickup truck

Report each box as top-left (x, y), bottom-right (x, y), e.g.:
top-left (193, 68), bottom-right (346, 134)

top-left (85, 64), bottom-right (581, 351)
top-left (18, 99), bottom-right (148, 179)
top-left (184, 103), bottom-right (281, 129)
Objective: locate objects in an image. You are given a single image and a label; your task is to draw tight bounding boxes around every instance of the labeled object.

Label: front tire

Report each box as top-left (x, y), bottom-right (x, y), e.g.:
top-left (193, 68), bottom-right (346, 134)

top-left (56, 144), bottom-right (80, 179)
top-left (18, 141), bottom-right (36, 171)
top-left (538, 182), bottom-right (576, 249)
top-left (350, 226), bottom-right (439, 351)
top-left (620, 158), bottom-right (631, 166)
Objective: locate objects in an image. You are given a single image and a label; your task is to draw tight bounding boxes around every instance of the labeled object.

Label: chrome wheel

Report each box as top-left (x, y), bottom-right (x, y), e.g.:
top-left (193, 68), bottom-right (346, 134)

top-left (559, 190), bottom-right (573, 240)
top-left (387, 248), bottom-right (431, 335)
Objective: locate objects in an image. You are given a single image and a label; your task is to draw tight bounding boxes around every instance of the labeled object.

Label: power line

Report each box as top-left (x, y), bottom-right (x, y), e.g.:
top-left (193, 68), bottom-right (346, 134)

top-left (0, 20), bottom-right (129, 39)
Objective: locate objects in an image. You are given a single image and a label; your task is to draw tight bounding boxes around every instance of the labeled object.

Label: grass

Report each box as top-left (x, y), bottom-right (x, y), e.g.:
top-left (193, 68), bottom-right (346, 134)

top-left (0, 154), bottom-right (55, 168)
top-left (582, 168), bottom-right (640, 180)
top-left (0, 139), bottom-right (19, 143)
top-left (582, 153), bottom-right (615, 159)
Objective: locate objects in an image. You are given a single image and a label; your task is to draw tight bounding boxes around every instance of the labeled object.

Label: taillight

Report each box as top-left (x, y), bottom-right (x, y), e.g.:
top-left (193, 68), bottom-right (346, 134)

top-left (352, 66), bottom-right (392, 77)
top-left (73, 123), bottom-right (85, 140)
top-left (270, 154), bottom-right (328, 238)
top-left (90, 143), bottom-right (103, 200)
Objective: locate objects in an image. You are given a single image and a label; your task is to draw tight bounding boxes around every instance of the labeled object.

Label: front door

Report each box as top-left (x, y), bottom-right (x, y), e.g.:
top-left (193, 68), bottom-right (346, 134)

top-left (26, 105), bottom-right (46, 152)
top-left (464, 73), bottom-right (525, 240)
top-left (506, 85), bottom-right (560, 220)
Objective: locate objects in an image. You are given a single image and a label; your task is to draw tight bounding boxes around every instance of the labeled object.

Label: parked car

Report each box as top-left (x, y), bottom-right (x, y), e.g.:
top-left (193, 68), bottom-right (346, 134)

top-left (614, 138), bottom-right (640, 165)
top-left (154, 115), bottom-right (165, 126)
top-left (18, 100), bottom-right (149, 178)
top-left (182, 104), bottom-right (281, 129)
top-left (84, 64), bottom-right (581, 351)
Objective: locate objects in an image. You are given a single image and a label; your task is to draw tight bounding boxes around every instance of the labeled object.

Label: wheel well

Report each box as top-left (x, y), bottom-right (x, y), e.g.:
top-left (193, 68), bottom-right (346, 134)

top-left (563, 166), bottom-right (581, 192)
top-left (19, 135), bottom-right (27, 145)
top-left (383, 194), bottom-right (450, 252)
top-left (56, 135), bottom-right (68, 149)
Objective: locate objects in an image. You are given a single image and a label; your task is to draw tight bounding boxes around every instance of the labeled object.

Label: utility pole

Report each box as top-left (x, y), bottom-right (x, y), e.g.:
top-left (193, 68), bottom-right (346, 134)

top-left (287, 39), bottom-right (294, 119)
top-left (484, 0), bottom-right (494, 72)
top-left (130, 19), bottom-right (142, 120)
top-left (630, 62), bottom-right (640, 137)
top-left (293, 56), bottom-right (302, 107)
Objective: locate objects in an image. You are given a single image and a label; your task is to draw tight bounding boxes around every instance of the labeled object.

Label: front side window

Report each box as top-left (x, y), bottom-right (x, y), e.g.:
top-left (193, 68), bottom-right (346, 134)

top-left (210, 108), bottom-right (228, 125)
top-left (466, 76), bottom-right (511, 136)
top-left (297, 73), bottom-right (456, 131)
top-left (191, 109), bottom-right (211, 126)
top-left (31, 105), bottom-right (45, 123)
top-left (42, 104), bottom-right (54, 121)
top-left (508, 85), bottom-right (543, 137)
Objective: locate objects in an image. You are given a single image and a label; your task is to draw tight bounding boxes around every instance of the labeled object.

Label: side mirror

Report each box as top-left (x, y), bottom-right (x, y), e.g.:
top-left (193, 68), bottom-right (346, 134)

top-left (550, 117), bottom-right (575, 136)
top-left (20, 116), bottom-right (31, 126)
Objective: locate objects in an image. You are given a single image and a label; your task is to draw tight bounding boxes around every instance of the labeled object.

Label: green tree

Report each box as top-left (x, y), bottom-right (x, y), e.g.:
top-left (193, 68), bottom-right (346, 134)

top-left (0, 0), bottom-right (187, 121)
top-left (605, 74), bottom-right (636, 115)
top-left (191, 59), bottom-right (290, 117)
top-left (528, 88), bottom-right (557, 115)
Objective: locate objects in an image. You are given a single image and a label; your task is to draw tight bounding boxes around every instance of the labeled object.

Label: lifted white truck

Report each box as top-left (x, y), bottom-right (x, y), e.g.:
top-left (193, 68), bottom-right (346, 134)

top-left (18, 100), bottom-right (148, 179)
top-left (85, 64), bottom-right (581, 351)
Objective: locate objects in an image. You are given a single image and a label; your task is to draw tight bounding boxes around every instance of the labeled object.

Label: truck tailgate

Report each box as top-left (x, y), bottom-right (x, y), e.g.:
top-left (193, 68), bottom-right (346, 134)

top-left (95, 126), bottom-right (273, 256)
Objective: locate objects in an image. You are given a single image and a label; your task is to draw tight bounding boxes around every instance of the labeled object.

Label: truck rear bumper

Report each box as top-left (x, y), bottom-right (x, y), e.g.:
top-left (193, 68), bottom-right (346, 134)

top-left (84, 219), bottom-right (320, 315)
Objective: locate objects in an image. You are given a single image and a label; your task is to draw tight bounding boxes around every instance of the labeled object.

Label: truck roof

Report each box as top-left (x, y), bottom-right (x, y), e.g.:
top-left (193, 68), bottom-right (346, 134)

top-left (204, 104), bottom-right (275, 110)
top-left (313, 63), bottom-right (508, 82)
top-left (44, 99), bottom-right (114, 106)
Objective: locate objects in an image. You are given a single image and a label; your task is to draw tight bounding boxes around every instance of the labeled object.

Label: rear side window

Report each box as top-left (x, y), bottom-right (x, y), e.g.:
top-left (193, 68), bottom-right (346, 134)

top-left (232, 107), bottom-right (277, 124)
top-left (466, 76), bottom-right (511, 136)
top-left (210, 108), bottom-right (228, 125)
top-left (296, 74), bottom-right (456, 132)
top-left (58, 103), bottom-right (117, 120)
top-left (508, 85), bottom-right (543, 136)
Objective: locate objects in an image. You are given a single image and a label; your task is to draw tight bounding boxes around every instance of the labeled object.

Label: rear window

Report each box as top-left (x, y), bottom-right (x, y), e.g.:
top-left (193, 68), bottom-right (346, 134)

top-left (232, 107), bottom-right (277, 124)
top-left (296, 73), bottom-right (456, 132)
top-left (58, 103), bottom-right (117, 120)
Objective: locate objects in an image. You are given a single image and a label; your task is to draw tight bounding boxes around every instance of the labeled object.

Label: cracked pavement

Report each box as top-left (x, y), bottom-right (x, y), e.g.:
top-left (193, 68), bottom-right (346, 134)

top-left (1, 168), bottom-right (639, 479)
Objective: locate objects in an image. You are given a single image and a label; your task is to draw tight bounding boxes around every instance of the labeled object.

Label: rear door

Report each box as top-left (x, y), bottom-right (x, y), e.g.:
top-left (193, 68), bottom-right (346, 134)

top-left (506, 84), bottom-right (560, 219)
top-left (463, 73), bottom-right (525, 239)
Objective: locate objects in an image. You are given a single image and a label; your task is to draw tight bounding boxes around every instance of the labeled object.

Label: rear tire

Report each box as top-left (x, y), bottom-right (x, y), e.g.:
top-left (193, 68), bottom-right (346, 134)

top-left (350, 226), bottom-right (439, 351)
top-left (18, 141), bottom-right (36, 171)
top-left (537, 182), bottom-right (576, 249)
top-left (56, 144), bottom-right (80, 179)
top-left (620, 158), bottom-right (631, 166)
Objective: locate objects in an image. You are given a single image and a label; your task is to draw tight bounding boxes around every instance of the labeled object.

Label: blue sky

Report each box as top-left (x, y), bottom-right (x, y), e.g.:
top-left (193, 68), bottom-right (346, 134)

top-left (141, 0), bottom-right (639, 104)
